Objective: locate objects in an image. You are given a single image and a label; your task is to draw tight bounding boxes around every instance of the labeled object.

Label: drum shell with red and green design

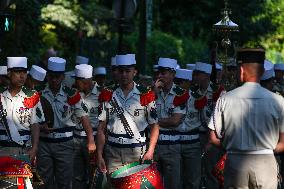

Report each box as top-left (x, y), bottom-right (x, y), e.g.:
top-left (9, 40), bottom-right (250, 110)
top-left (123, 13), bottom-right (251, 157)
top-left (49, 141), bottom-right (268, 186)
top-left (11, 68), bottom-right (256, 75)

top-left (111, 161), bottom-right (164, 189)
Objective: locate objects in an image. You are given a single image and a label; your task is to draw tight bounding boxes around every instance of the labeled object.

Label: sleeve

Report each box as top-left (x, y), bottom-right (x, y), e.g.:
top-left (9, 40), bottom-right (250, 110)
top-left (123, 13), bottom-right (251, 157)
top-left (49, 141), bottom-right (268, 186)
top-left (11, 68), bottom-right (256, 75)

top-left (146, 100), bottom-right (158, 125)
top-left (208, 97), bottom-right (224, 139)
top-left (74, 98), bottom-right (89, 118)
top-left (98, 102), bottom-right (109, 122)
top-left (30, 101), bottom-right (45, 125)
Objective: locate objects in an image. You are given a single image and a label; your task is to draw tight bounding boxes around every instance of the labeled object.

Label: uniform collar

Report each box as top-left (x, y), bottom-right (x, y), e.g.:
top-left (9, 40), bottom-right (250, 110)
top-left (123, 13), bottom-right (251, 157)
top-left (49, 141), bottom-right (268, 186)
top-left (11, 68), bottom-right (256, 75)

top-left (3, 86), bottom-right (26, 99)
top-left (43, 84), bottom-right (65, 96)
top-left (115, 82), bottom-right (140, 100)
top-left (91, 83), bottom-right (99, 95)
top-left (117, 82), bottom-right (140, 95)
top-left (243, 82), bottom-right (260, 87)
top-left (160, 83), bottom-right (175, 95)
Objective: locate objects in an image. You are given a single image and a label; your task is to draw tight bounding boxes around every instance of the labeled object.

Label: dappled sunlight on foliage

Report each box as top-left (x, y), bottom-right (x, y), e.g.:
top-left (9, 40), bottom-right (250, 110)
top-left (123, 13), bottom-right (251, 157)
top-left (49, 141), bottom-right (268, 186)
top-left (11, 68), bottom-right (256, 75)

top-left (0, 0), bottom-right (282, 71)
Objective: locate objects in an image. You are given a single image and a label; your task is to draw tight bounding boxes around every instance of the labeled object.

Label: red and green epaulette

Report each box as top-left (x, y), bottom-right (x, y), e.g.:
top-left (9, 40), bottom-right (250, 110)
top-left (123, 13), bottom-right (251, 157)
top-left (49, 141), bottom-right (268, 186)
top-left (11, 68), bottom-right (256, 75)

top-left (98, 88), bottom-right (113, 102)
top-left (173, 85), bottom-right (189, 108)
top-left (0, 86), bottom-right (6, 93)
top-left (210, 83), bottom-right (225, 102)
top-left (22, 86), bottom-right (41, 109)
top-left (136, 85), bottom-right (156, 106)
top-left (63, 86), bottom-right (81, 105)
top-left (190, 89), bottom-right (208, 110)
top-left (106, 83), bottom-right (119, 91)
top-left (34, 83), bottom-right (47, 93)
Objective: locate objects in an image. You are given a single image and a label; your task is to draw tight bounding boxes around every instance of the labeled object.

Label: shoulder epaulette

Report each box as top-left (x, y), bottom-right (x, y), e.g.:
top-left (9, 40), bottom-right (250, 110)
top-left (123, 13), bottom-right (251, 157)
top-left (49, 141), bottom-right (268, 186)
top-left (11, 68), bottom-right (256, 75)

top-left (210, 82), bottom-right (219, 92)
top-left (173, 86), bottom-right (189, 108)
top-left (136, 84), bottom-right (151, 94)
top-left (35, 84), bottom-right (46, 92)
top-left (173, 85), bottom-right (185, 96)
top-left (98, 88), bottom-right (113, 102)
top-left (105, 82), bottom-right (119, 91)
top-left (137, 85), bottom-right (156, 106)
top-left (63, 86), bottom-right (81, 105)
top-left (63, 86), bottom-right (77, 97)
top-left (0, 86), bottom-right (6, 93)
top-left (23, 87), bottom-right (41, 109)
top-left (96, 85), bottom-right (103, 92)
top-left (22, 86), bottom-right (37, 97)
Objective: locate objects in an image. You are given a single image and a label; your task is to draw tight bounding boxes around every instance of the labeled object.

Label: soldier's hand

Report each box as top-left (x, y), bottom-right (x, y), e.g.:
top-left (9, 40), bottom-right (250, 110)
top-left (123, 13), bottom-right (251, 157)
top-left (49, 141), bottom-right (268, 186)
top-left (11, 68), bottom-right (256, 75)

top-left (87, 141), bottom-right (96, 154)
top-left (142, 150), bottom-right (154, 163)
top-left (40, 123), bottom-right (54, 134)
top-left (27, 147), bottom-right (37, 165)
top-left (97, 156), bottom-right (107, 173)
top-left (154, 79), bottom-right (164, 89)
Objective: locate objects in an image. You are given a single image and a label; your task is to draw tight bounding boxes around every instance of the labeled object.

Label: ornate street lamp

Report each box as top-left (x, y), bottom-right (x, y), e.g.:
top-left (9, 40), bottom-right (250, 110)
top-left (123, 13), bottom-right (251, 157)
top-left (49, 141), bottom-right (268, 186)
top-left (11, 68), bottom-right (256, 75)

top-left (213, 0), bottom-right (239, 90)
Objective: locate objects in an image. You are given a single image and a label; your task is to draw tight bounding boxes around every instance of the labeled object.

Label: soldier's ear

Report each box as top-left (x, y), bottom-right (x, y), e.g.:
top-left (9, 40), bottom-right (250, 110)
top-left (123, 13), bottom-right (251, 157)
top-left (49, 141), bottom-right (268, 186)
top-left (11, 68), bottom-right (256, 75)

top-left (133, 69), bottom-right (137, 76)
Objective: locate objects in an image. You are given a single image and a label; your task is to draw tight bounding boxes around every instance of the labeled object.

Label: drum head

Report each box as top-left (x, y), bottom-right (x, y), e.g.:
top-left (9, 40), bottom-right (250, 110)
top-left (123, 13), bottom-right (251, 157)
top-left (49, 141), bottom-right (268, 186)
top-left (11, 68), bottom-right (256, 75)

top-left (111, 161), bottom-right (151, 179)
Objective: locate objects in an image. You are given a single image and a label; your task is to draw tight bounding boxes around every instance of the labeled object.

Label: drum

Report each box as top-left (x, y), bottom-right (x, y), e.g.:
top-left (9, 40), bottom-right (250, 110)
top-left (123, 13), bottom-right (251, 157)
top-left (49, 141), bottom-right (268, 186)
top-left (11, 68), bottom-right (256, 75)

top-left (89, 169), bottom-right (108, 189)
top-left (0, 156), bottom-right (33, 189)
top-left (111, 161), bottom-right (164, 189)
top-left (212, 153), bottom-right (227, 189)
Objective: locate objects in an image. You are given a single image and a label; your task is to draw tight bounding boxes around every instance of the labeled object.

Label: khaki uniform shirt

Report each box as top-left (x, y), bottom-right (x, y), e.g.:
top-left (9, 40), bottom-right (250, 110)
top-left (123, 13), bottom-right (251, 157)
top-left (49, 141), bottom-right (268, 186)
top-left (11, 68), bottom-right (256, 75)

top-left (76, 84), bottom-right (101, 130)
top-left (62, 71), bottom-right (75, 88)
top-left (180, 90), bottom-right (202, 132)
top-left (156, 84), bottom-right (186, 131)
top-left (0, 87), bottom-right (45, 131)
top-left (208, 82), bottom-right (284, 151)
top-left (199, 82), bottom-right (225, 131)
top-left (41, 85), bottom-right (88, 129)
top-left (99, 83), bottom-right (158, 134)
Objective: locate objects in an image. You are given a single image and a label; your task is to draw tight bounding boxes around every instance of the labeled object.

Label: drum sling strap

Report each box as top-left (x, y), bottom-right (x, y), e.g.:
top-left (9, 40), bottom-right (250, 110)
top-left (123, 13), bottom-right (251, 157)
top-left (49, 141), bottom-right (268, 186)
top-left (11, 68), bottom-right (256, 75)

top-left (111, 92), bottom-right (145, 159)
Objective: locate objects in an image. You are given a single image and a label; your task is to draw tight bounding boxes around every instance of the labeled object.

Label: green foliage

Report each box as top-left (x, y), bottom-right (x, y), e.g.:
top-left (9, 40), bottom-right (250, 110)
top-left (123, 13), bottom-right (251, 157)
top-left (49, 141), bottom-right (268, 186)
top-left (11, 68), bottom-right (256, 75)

top-left (125, 30), bottom-right (208, 72)
top-left (39, 0), bottom-right (115, 70)
top-left (0, 0), bottom-right (283, 72)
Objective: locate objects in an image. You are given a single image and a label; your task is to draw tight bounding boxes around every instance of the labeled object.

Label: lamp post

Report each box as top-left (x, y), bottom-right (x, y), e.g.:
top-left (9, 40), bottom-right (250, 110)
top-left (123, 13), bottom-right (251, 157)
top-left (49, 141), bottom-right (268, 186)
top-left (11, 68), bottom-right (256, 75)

top-left (212, 0), bottom-right (239, 89)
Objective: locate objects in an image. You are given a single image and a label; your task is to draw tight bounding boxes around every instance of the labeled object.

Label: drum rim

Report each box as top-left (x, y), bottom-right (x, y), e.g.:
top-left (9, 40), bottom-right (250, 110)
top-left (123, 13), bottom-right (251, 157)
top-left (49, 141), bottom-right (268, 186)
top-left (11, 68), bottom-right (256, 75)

top-left (111, 160), bottom-right (152, 178)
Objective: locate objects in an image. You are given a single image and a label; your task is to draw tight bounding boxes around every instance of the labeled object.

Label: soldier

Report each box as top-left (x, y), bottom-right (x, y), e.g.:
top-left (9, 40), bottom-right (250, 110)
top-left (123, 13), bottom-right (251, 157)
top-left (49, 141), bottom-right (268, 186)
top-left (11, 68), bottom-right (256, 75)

top-left (216, 63), bottom-right (223, 85)
top-left (273, 63), bottom-right (284, 95)
top-left (175, 68), bottom-right (202, 189)
top-left (96, 54), bottom-right (159, 178)
top-left (93, 66), bottom-right (107, 87)
top-left (260, 60), bottom-right (275, 91)
top-left (37, 57), bottom-right (95, 189)
top-left (154, 58), bottom-right (189, 189)
top-left (72, 64), bottom-right (101, 189)
top-left (192, 62), bottom-right (225, 189)
top-left (106, 56), bottom-right (120, 90)
top-left (186, 64), bottom-right (196, 71)
top-left (0, 57), bottom-right (44, 162)
top-left (153, 65), bottom-right (159, 82)
top-left (63, 55), bottom-right (89, 88)
top-left (209, 48), bottom-right (284, 189)
top-left (0, 66), bottom-right (9, 87)
top-left (174, 68), bottom-right (192, 90)
top-left (25, 65), bottom-right (47, 90)
top-left (110, 56), bottom-right (118, 83)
